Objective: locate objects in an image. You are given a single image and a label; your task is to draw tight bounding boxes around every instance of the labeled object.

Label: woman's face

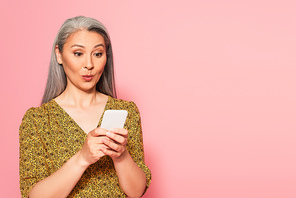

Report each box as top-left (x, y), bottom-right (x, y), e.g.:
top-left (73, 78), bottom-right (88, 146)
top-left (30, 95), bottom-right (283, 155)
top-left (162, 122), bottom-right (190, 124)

top-left (56, 30), bottom-right (107, 93)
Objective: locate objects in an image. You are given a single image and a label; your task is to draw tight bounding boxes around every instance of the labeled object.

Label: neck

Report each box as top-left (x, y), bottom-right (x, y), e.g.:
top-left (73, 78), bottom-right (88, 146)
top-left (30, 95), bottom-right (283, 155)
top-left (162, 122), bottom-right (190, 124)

top-left (57, 86), bottom-right (102, 108)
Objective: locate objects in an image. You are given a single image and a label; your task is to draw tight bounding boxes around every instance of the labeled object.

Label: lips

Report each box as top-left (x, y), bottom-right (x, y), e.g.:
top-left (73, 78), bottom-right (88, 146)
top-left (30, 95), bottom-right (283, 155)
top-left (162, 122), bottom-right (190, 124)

top-left (82, 75), bottom-right (94, 81)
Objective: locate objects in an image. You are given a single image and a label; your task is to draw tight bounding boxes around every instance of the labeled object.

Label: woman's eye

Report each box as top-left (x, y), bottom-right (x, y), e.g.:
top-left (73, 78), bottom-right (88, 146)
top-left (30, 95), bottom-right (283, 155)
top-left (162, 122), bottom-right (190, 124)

top-left (74, 52), bottom-right (83, 57)
top-left (94, 53), bottom-right (103, 57)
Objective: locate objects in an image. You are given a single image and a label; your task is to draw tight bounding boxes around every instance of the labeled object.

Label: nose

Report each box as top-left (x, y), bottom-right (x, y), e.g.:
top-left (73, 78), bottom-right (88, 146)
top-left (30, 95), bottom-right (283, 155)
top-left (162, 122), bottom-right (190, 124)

top-left (84, 55), bottom-right (94, 70)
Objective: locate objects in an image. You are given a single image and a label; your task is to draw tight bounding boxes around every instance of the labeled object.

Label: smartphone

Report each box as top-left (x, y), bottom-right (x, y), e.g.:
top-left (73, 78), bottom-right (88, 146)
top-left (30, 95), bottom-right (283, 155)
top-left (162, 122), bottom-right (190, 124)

top-left (100, 110), bottom-right (128, 130)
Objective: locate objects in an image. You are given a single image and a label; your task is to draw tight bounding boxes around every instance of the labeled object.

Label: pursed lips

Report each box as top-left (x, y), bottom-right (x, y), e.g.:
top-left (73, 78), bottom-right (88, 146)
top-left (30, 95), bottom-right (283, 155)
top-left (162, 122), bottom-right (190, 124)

top-left (81, 75), bottom-right (94, 81)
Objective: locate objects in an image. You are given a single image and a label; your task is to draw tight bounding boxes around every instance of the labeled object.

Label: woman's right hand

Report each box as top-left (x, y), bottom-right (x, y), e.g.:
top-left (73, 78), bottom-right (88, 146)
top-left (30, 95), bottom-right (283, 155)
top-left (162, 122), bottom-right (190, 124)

top-left (78, 127), bottom-right (108, 167)
top-left (28, 127), bottom-right (109, 198)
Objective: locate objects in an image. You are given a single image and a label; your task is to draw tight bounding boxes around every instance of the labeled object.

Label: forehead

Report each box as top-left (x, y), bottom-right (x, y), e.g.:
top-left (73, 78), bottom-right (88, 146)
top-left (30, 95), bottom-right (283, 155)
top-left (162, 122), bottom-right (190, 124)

top-left (65, 30), bottom-right (105, 47)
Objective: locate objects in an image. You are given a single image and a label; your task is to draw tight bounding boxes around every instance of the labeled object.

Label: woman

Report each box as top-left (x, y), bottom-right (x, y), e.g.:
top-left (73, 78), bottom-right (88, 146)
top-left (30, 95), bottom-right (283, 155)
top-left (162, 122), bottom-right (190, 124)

top-left (19, 16), bottom-right (151, 198)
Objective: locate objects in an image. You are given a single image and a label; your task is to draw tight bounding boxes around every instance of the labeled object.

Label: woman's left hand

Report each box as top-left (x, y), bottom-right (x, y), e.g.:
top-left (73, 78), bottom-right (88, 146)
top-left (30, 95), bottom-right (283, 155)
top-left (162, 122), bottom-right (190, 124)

top-left (101, 128), bottom-right (128, 160)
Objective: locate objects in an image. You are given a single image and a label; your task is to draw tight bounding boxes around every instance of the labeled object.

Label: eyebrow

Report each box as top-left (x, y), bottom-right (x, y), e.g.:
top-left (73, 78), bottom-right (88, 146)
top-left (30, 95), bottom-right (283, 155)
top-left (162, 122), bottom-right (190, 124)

top-left (70, 44), bottom-right (105, 48)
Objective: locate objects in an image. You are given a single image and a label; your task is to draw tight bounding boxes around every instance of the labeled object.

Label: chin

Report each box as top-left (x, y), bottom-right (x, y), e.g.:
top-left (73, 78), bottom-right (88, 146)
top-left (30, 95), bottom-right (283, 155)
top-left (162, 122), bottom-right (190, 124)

top-left (79, 85), bottom-right (97, 93)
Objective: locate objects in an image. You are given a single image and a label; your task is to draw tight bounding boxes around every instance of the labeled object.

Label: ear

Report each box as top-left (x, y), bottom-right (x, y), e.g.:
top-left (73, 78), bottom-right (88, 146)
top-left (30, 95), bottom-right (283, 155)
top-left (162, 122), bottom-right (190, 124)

top-left (55, 45), bottom-right (63, 65)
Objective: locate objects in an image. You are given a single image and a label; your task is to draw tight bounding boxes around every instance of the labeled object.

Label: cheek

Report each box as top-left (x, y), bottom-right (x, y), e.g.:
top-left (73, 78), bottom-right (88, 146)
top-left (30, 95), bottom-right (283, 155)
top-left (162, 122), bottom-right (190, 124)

top-left (63, 58), bottom-right (81, 72)
top-left (97, 66), bottom-right (105, 77)
top-left (96, 58), bottom-right (107, 72)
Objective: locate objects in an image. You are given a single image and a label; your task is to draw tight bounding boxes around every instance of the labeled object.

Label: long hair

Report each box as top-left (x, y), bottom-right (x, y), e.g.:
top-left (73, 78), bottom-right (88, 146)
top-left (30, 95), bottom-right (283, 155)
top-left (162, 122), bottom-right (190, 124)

top-left (41, 16), bottom-right (117, 104)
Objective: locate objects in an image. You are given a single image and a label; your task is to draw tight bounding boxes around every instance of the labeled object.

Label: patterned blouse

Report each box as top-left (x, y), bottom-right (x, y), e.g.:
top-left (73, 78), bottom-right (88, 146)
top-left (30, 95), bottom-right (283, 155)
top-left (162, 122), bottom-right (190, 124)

top-left (19, 96), bottom-right (151, 197)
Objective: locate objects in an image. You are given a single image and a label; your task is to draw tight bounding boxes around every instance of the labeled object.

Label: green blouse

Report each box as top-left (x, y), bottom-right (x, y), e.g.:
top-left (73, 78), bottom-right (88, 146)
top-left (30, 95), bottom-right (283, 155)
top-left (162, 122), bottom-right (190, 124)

top-left (19, 96), bottom-right (151, 197)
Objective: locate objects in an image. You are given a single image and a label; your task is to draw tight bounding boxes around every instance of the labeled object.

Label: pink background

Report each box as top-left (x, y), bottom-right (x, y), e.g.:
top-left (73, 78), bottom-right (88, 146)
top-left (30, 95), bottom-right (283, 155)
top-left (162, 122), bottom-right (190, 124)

top-left (1, 0), bottom-right (296, 197)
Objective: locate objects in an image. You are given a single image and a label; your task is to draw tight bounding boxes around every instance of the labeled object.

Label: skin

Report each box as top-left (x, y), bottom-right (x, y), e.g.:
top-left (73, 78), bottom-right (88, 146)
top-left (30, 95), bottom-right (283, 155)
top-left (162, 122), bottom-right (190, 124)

top-left (29, 30), bottom-right (146, 198)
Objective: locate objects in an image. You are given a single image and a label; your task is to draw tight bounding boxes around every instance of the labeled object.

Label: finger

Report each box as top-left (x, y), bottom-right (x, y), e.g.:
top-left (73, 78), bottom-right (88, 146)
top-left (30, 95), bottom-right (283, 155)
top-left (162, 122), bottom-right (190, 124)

top-left (110, 128), bottom-right (128, 138)
top-left (87, 140), bottom-right (107, 152)
top-left (98, 144), bottom-right (109, 152)
top-left (101, 147), bottom-right (120, 158)
top-left (87, 136), bottom-right (106, 146)
top-left (94, 136), bottom-right (109, 144)
top-left (106, 131), bottom-right (127, 145)
top-left (89, 127), bottom-right (108, 137)
top-left (103, 137), bottom-right (123, 152)
top-left (95, 150), bottom-right (106, 158)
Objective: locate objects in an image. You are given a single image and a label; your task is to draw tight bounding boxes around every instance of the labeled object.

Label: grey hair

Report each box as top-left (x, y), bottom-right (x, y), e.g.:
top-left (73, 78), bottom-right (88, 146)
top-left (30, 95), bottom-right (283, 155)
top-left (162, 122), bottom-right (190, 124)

top-left (41, 16), bottom-right (117, 104)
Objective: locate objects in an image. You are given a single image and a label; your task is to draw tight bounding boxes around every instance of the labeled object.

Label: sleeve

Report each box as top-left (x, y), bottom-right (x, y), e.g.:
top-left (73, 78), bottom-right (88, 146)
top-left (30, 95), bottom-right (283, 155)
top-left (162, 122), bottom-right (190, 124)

top-left (19, 108), bottom-right (50, 198)
top-left (125, 102), bottom-right (152, 194)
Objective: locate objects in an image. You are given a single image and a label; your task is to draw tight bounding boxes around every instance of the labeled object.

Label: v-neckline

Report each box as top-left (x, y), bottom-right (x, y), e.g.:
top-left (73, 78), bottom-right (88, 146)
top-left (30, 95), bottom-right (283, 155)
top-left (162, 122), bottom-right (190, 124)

top-left (52, 95), bottom-right (111, 134)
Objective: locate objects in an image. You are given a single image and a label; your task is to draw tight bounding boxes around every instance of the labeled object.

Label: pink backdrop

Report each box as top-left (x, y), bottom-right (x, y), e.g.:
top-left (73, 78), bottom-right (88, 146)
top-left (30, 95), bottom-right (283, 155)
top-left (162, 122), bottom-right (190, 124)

top-left (1, 0), bottom-right (296, 197)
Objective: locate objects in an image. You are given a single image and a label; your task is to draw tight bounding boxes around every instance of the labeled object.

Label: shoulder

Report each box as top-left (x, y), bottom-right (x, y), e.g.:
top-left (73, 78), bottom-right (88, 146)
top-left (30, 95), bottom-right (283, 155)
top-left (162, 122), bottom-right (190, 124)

top-left (108, 97), bottom-right (139, 111)
top-left (107, 97), bottom-right (141, 119)
top-left (20, 100), bottom-right (56, 125)
top-left (19, 100), bottom-right (58, 138)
